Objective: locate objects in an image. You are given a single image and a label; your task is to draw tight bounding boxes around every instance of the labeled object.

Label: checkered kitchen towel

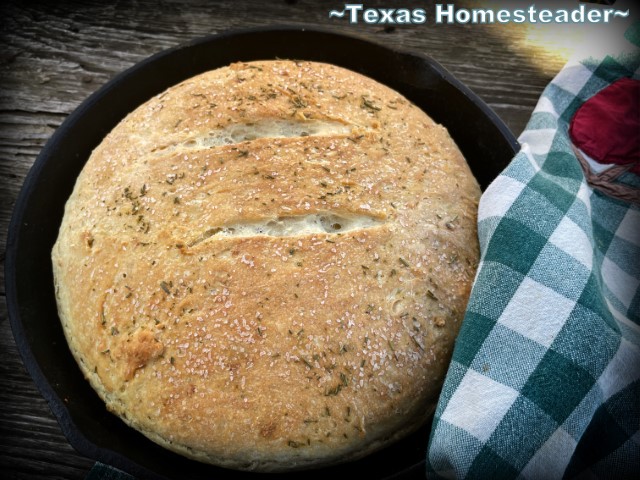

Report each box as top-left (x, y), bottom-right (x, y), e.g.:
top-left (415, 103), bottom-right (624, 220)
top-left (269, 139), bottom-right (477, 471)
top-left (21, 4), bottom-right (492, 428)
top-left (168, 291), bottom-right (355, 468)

top-left (426, 22), bottom-right (640, 480)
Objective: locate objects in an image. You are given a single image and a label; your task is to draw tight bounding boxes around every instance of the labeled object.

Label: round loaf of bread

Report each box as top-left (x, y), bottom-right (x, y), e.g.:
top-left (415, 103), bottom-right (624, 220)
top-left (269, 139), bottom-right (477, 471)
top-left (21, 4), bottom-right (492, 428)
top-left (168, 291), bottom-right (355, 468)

top-left (52, 60), bottom-right (480, 472)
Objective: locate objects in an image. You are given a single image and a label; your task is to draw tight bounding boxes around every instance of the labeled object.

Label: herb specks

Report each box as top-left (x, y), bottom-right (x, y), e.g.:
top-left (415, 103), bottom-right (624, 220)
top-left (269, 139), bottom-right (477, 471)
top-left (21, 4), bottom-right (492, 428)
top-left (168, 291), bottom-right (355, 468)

top-left (361, 95), bottom-right (381, 112)
top-left (160, 281), bottom-right (172, 295)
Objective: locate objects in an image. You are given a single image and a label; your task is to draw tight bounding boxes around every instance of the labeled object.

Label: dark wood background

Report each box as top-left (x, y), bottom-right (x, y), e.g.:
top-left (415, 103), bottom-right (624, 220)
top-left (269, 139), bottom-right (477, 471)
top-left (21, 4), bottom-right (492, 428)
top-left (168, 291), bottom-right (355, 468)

top-left (0, 0), bottom-right (574, 478)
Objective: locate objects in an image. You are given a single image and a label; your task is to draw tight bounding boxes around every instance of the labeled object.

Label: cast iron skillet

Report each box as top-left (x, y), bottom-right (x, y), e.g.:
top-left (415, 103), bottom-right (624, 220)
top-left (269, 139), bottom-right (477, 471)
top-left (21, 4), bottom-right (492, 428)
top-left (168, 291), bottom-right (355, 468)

top-left (6, 26), bottom-right (519, 480)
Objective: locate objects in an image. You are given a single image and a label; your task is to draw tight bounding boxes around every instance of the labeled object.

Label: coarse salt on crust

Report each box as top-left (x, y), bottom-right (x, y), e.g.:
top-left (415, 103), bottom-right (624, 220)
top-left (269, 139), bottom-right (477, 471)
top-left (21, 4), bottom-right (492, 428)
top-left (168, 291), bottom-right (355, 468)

top-left (52, 59), bottom-right (480, 472)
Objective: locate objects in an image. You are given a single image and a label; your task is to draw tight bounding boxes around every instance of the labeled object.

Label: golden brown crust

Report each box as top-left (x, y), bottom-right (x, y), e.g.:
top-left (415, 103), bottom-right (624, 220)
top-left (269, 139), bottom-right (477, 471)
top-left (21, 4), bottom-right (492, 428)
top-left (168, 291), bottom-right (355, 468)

top-left (52, 60), bottom-right (480, 471)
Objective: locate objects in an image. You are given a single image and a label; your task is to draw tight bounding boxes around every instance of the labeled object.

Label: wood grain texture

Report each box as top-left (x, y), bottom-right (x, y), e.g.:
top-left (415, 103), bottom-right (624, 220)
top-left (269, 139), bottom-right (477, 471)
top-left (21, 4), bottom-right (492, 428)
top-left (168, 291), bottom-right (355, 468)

top-left (0, 0), bottom-right (566, 478)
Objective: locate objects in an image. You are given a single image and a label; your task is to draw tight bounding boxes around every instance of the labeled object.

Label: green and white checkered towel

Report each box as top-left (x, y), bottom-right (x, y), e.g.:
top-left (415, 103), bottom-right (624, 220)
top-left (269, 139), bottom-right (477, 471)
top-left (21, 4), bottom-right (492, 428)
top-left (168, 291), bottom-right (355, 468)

top-left (426, 22), bottom-right (640, 480)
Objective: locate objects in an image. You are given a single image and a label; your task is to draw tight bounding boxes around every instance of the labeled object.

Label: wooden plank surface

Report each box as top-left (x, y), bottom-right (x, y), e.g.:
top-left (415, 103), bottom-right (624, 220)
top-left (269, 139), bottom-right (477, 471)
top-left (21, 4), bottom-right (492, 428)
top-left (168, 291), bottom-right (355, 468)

top-left (0, 0), bottom-right (570, 478)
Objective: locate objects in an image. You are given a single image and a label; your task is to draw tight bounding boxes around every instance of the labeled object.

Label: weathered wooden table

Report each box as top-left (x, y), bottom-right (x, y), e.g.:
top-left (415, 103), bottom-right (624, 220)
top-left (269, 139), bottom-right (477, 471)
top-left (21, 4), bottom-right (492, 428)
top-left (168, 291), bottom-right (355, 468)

top-left (1, 1), bottom-right (575, 478)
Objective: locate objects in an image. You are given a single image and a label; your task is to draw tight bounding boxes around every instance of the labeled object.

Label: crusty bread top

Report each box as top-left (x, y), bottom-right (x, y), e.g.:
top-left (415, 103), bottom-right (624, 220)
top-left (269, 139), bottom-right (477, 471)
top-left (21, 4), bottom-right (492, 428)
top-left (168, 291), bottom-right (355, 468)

top-left (52, 60), bottom-right (480, 472)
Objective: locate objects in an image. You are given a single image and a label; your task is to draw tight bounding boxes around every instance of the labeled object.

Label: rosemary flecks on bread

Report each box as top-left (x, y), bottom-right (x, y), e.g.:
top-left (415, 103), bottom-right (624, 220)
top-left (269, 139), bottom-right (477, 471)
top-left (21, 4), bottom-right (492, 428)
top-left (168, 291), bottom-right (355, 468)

top-left (52, 60), bottom-right (480, 472)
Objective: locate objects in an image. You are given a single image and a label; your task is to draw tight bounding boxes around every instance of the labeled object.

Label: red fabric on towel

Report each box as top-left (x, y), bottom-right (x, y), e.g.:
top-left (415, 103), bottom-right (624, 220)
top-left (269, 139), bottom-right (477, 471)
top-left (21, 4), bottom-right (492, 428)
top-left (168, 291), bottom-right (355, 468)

top-left (569, 77), bottom-right (640, 174)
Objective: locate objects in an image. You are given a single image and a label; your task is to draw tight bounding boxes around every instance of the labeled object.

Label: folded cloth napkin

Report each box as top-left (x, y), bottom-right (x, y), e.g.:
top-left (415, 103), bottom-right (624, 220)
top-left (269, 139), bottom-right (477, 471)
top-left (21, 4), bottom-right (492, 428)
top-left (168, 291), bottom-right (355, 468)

top-left (426, 21), bottom-right (640, 480)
